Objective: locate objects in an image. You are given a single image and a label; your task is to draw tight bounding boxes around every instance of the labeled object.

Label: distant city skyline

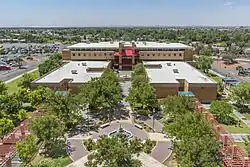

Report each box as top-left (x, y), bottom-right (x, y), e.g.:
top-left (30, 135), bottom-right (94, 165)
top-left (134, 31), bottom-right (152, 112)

top-left (0, 0), bottom-right (250, 27)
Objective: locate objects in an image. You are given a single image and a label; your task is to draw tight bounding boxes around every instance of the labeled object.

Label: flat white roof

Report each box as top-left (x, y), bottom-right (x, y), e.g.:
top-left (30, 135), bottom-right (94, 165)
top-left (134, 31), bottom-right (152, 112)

top-left (67, 41), bottom-right (191, 49)
top-left (144, 61), bottom-right (215, 84)
top-left (136, 42), bottom-right (191, 49)
top-left (35, 61), bottom-right (109, 84)
top-left (68, 42), bottom-right (119, 49)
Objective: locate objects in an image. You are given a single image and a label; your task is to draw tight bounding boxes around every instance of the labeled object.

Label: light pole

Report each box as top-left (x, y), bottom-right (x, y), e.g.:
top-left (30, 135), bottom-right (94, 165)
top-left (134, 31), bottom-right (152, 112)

top-left (152, 108), bottom-right (155, 132)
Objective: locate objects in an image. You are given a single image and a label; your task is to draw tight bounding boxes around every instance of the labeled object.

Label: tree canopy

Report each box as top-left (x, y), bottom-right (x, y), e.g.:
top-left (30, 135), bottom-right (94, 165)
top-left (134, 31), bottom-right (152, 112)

top-left (38, 53), bottom-right (62, 76)
top-left (230, 82), bottom-right (250, 106)
top-left (0, 81), bottom-right (7, 95)
top-left (18, 73), bottom-right (36, 90)
top-left (16, 135), bottom-right (37, 165)
top-left (85, 136), bottom-right (143, 167)
top-left (78, 68), bottom-right (121, 119)
top-left (0, 118), bottom-right (14, 139)
top-left (162, 96), bottom-right (221, 167)
top-left (126, 63), bottom-right (157, 116)
top-left (195, 56), bottom-right (213, 73)
top-left (210, 100), bottom-right (233, 124)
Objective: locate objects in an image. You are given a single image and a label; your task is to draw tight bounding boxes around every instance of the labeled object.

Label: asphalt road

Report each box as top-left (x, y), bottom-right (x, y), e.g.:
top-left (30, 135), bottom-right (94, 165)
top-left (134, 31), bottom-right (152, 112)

top-left (0, 55), bottom-right (47, 82)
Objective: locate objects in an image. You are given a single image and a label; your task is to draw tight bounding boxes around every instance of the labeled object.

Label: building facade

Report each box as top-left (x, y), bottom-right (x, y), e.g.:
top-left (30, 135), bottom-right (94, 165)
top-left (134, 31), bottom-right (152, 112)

top-left (144, 61), bottom-right (218, 103)
top-left (62, 41), bottom-right (194, 70)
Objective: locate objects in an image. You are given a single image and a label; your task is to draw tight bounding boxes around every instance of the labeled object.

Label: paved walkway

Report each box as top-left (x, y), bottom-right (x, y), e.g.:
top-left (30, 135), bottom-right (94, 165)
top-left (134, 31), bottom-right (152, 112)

top-left (67, 139), bottom-right (89, 161)
top-left (233, 110), bottom-right (250, 127)
top-left (148, 133), bottom-right (170, 142)
top-left (150, 141), bottom-right (172, 163)
top-left (143, 117), bottom-right (164, 133)
top-left (226, 133), bottom-right (249, 142)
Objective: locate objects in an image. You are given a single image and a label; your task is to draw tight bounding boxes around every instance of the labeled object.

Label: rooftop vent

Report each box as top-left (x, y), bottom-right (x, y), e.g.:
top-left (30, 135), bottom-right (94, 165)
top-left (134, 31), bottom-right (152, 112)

top-left (143, 41), bottom-right (147, 45)
top-left (71, 70), bottom-right (78, 74)
top-left (82, 62), bottom-right (87, 66)
top-left (110, 41), bottom-right (114, 44)
top-left (173, 69), bottom-right (179, 73)
top-left (167, 63), bottom-right (172, 66)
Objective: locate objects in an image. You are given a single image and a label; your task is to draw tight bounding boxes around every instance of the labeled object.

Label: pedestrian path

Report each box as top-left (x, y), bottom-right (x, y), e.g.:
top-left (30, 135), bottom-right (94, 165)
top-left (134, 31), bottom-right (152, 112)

top-left (233, 110), bottom-right (250, 127)
top-left (222, 133), bottom-right (249, 143)
top-left (148, 133), bottom-right (171, 142)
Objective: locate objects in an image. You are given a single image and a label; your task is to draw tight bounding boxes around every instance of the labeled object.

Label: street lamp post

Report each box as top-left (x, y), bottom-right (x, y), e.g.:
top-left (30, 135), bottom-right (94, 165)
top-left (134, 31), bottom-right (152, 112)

top-left (152, 108), bottom-right (155, 132)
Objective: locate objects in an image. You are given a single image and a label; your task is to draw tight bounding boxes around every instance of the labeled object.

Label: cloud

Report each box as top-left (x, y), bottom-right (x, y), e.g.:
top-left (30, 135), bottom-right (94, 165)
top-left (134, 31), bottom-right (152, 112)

top-left (224, 1), bottom-right (234, 7)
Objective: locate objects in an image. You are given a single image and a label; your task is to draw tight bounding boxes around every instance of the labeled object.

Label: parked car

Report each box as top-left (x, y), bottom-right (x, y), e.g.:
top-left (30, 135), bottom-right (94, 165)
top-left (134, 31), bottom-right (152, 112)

top-left (0, 65), bottom-right (11, 70)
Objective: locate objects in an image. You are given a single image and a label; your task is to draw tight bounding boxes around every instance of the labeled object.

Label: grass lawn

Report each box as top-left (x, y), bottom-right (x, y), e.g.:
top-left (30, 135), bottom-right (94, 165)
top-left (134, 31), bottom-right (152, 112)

top-left (236, 142), bottom-right (246, 151)
top-left (7, 70), bottom-right (40, 94)
top-left (243, 113), bottom-right (250, 120)
top-left (31, 154), bottom-right (72, 167)
top-left (222, 114), bottom-right (250, 134)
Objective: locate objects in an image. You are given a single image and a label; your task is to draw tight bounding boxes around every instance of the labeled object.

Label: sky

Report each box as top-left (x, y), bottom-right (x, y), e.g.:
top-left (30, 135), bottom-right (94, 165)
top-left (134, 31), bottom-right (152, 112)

top-left (0, 0), bottom-right (250, 27)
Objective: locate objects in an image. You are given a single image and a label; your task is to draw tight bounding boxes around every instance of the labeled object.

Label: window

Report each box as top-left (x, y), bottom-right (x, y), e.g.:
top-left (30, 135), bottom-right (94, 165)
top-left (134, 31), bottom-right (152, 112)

top-left (141, 54), bottom-right (144, 56)
top-left (84, 54), bottom-right (86, 56)
top-left (78, 53), bottom-right (81, 56)
top-left (168, 54), bottom-right (171, 56)
top-left (104, 53), bottom-right (106, 56)
top-left (110, 53), bottom-right (112, 56)
top-left (152, 54), bottom-right (155, 56)
top-left (174, 53), bottom-right (176, 56)
top-left (73, 53), bottom-right (75, 56)
top-left (179, 53), bottom-right (182, 56)
top-left (147, 54), bottom-right (150, 56)
top-left (94, 53), bottom-right (96, 56)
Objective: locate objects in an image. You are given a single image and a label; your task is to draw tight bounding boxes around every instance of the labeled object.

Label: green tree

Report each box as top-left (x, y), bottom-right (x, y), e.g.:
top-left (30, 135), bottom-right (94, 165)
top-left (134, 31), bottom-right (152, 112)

top-left (230, 82), bottom-right (250, 106)
top-left (210, 100), bottom-right (233, 124)
top-left (16, 135), bottom-right (37, 165)
top-left (29, 115), bottom-right (65, 145)
top-left (38, 53), bottom-right (62, 76)
top-left (85, 136), bottom-right (142, 167)
top-left (195, 56), bottom-right (213, 73)
top-left (18, 73), bottom-right (35, 90)
top-left (126, 82), bottom-right (157, 115)
top-left (199, 47), bottom-right (212, 56)
top-left (15, 109), bottom-right (27, 121)
top-left (0, 81), bottom-right (7, 95)
top-left (44, 92), bottom-right (81, 130)
top-left (165, 112), bottom-right (221, 167)
top-left (0, 94), bottom-right (22, 119)
top-left (78, 68), bottom-right (121, 119)
top-left (0, 118), bottom-right (14, 139)
top-left (28, 87), bottom-right (52, 106)
top-left (161, 96), bottom-right (195, 118)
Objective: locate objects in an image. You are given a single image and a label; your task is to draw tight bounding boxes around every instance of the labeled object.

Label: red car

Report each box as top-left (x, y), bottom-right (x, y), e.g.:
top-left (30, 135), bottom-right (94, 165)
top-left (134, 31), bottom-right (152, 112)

top-left (0, 65), bottom-right (11, 70)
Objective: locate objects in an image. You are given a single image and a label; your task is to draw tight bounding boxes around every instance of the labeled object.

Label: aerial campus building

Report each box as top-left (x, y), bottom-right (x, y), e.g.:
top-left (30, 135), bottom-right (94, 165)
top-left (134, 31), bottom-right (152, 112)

top-left (62, 41), bottom-right (194, 70)
top-left (32, 41), bottom-right (217, 103)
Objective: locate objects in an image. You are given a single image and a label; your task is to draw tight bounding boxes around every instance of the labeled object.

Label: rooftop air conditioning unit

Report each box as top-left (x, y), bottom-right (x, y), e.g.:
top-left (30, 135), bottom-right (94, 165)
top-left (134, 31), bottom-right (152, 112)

top-left (173, 69), bottom-right (179, 73)
top-left (143, 41), bottom-right (146, 45)
top-left (71, 70), bottom-right (78, 74)
top-left (110, 41), bottom-right (114, 44)
top-left (82, 62), bottom-right (87, 66)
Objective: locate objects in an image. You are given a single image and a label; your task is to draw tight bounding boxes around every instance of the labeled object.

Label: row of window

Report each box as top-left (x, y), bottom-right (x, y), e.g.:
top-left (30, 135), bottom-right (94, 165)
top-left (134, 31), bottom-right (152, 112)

top-left (73, 53), bottom-right (183, 57)
top-left (71, 48), bottom-right (118, 51)
top-left (70, 48), bottom-right (186, 52)
top-left (141, 53), bottom-right (182, 57)
top-left (72, 53), bottom-right (113, 57)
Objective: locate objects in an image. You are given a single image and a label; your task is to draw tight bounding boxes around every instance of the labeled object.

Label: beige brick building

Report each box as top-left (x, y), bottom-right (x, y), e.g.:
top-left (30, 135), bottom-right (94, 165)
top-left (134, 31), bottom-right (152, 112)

top-left (62, 41), bottom-right (194, 70)
top-left (144, 61), bottom-right (217, 103)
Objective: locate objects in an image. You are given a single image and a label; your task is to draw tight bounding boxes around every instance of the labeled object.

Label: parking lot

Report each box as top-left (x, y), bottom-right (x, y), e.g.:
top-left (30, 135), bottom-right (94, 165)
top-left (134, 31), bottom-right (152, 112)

top-left (0, 43), bottom-right (61, 82)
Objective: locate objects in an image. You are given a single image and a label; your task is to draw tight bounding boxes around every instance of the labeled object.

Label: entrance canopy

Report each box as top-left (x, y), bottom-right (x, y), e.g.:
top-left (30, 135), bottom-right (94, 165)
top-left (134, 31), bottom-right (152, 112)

top-left (178, 91), bottom-right (195, 97)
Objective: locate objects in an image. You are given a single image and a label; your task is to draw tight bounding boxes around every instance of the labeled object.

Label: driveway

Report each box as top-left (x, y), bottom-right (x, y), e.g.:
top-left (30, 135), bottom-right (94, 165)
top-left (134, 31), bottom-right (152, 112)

top-left (150, 141), bottom-right (172, 163)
